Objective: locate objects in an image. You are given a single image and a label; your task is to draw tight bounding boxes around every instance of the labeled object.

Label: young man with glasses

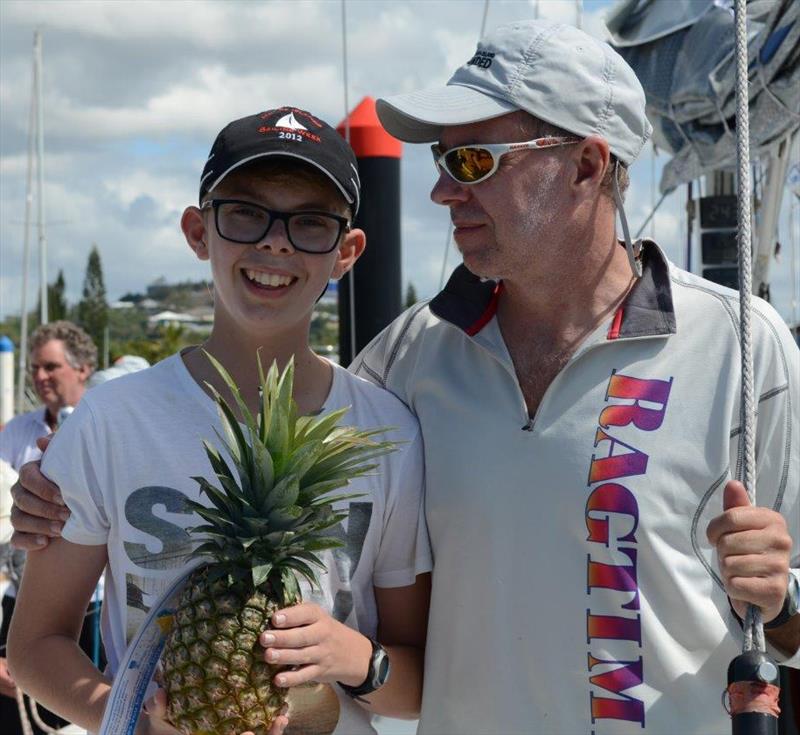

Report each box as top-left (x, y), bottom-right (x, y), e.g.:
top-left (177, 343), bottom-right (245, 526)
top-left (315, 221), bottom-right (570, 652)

top-left (350, 19), bottom-right (798, 735)
top-left (7, 107), bottom-right (431, 735)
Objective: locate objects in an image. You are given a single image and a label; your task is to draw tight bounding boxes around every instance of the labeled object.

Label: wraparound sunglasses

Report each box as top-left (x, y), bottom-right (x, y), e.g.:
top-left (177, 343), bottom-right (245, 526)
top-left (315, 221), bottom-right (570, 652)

top-left (431, 135), bottom-right (581, 184)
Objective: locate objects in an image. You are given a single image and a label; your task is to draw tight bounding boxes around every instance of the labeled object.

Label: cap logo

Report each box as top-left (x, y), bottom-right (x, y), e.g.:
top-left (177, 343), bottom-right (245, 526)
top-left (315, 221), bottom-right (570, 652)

top-left (467, 50), bottom-right (495, 69)
top-left (274, 111), bottom-right (308, 131)
top-left (257, 107), bottom-right (322, 143)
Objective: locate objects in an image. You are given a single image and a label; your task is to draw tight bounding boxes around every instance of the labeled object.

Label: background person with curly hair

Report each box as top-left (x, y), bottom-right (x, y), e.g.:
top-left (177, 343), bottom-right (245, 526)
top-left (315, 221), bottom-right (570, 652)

top-left (0, 319), bottom-right (101, 735)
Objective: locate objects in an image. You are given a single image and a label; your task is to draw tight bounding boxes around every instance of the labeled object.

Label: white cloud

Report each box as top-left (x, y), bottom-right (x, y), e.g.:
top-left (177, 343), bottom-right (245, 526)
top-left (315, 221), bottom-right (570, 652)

top-left (1, 0), bottom-right (797, 329)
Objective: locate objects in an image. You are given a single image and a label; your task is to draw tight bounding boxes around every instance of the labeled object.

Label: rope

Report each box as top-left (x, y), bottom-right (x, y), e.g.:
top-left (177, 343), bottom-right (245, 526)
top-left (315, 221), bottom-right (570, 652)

top-left (16, 686), bottom-right (34, 735)
top-left (733, 0), bottom-right (763, 654)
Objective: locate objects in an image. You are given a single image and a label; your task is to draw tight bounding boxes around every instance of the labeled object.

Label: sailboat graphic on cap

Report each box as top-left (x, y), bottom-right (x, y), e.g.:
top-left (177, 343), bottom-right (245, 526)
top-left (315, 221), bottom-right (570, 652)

top-left (275, 111), bottom-right (308, 131)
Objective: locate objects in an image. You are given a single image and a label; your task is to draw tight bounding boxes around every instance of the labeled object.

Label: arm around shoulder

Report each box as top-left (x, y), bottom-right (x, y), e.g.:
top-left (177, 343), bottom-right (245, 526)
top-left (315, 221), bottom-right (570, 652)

top-left (7, 537), bottom-right (110, 731)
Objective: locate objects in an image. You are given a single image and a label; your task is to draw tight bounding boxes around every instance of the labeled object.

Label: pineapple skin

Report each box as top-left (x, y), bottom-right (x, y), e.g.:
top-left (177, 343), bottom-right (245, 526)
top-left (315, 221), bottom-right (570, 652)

top-left (162, 567), bottom-right (297, 735)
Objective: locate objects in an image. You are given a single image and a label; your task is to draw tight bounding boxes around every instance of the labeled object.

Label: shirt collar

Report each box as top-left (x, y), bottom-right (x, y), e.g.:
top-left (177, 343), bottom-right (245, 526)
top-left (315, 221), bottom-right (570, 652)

top-left (429, 239), bottom-right (676, 340)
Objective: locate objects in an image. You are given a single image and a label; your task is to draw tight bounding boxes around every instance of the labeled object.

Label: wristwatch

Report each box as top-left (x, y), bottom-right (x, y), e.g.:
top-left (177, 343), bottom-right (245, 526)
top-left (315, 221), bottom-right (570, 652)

top-left (764, 569), bottom-right (800, 630)
top-left (338, 638), bottom-right (391, 701)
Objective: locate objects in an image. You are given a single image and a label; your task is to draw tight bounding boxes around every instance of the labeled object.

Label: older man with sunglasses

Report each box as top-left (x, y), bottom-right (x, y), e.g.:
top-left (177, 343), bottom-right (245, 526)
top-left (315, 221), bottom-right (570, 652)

top-left (8, 19), bottom-right (800, 735)
top-left (353, 19), bottom-right (798, 735)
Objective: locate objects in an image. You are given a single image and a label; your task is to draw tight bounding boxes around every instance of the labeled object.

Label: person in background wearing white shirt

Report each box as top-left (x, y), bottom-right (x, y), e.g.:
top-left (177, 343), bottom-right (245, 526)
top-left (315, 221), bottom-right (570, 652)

top-left (0, 320), bottom-right (98, 735)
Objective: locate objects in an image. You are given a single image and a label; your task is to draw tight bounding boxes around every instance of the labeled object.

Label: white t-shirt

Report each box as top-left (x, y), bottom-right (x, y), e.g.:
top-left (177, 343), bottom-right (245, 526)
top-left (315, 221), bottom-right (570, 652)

top-left (0, 408), bottom-right (52, 598)
top-left (41, 352), bottom-right (431, 735)
top-left (0, 407), bottom-right (50, 472)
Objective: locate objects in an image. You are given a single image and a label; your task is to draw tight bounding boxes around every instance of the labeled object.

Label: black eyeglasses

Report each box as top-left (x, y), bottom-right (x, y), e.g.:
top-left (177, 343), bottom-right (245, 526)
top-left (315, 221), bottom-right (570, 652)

top-left (201, 199), bottom-right (350, 254)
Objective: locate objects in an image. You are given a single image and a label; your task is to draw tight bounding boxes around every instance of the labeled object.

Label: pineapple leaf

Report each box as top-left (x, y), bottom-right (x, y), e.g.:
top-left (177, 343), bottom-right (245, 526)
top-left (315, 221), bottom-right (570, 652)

top-left (294, 407), bottom-right (350, 444)
top-left (252, 561), bottom-right (273, 588)
top-left (266, 475), bottom-right (300, 511)
top-left (202, 350), bottom-right (258, 430)
top-left (250, 440), bottom-right (274, 510)
top-left (278, 567), bottom-right (301, 605)
top-left (283, 440), bottom-right (326, 485)
top-left (303, 537), bottom-right (345, 551)
top-left (283, 558), bottom-right (321, 588)
top-left (192, 476), bottom-right (241, 519)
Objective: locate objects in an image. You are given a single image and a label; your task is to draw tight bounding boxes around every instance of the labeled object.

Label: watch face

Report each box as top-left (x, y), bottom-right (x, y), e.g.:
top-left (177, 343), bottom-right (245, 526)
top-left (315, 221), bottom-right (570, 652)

top-left (788, 571), bottom-right (800, 616)
top-left (375, 649), bottom-right (391, 686)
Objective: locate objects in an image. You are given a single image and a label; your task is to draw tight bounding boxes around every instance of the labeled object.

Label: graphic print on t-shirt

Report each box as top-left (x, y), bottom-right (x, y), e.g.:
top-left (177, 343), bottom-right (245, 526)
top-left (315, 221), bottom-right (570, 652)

top-left (122, 485), bottom-right (373, 733)
top-left (122, 485), bottom-right (373, 641)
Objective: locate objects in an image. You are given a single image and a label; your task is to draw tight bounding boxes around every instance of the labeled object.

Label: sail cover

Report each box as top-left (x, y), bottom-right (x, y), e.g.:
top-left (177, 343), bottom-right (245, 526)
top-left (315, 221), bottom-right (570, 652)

top-left (605, 0), bottom-right (800, 193)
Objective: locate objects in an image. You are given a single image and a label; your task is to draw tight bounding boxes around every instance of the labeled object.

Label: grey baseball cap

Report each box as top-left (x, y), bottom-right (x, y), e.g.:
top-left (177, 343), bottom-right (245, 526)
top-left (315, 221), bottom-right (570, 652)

top-left (376, 20), bottom-right (652, 166)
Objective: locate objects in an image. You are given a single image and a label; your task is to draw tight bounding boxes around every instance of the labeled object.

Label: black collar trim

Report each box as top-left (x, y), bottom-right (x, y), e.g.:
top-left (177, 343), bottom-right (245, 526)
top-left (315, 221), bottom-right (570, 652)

top-left (429, 240), bottom-right (676, 339)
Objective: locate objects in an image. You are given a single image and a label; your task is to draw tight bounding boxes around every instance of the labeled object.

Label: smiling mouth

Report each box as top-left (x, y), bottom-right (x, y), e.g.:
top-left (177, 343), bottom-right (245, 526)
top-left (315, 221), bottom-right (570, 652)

top-left (243, 269), bottom-right (297, 290)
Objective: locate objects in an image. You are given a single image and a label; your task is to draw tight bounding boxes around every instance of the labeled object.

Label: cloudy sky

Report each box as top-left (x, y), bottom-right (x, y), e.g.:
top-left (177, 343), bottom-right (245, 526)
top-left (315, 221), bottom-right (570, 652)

top-left (1, 0), bottom-right (798, 325)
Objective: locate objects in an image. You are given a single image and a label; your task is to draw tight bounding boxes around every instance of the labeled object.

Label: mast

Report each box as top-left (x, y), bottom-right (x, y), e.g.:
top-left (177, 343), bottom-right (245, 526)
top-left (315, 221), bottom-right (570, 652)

top-left (16, 32), bottom-right (40, 413)
top-left (34, 29), bottom-right (48, 325)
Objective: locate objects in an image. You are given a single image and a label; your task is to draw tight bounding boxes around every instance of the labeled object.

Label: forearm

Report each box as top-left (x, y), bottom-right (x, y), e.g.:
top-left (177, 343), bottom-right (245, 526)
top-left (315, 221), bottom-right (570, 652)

top-left (8, 632), bottom-right (110, 731)
top-left (353, 642), bottom-right (424, 719)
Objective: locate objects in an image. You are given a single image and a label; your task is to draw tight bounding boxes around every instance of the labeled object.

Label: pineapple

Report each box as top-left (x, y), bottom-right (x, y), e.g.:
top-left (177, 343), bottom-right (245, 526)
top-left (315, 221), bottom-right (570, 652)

top-left (161, 354), bottom-right (394, 735)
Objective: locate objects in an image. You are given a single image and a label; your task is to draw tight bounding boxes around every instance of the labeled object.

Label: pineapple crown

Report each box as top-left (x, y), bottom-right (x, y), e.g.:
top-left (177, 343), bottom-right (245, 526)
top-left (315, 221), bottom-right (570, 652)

top-left (186, 352), bottom-right (395, 604)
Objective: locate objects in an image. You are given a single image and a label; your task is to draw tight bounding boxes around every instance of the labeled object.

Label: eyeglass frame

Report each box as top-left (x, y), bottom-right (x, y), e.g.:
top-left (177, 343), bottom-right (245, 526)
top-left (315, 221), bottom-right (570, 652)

top-left (431, 135), bottom-right (582, 185)
top-left (200, 198), bottom-right (351, 254)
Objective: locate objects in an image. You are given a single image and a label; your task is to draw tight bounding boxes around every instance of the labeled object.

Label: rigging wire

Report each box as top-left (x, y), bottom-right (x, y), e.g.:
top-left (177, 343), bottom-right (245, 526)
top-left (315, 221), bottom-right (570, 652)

top-left (650, 140), bottom-right (657, 239)
top-left (16, 40), bottom-right (37, 413)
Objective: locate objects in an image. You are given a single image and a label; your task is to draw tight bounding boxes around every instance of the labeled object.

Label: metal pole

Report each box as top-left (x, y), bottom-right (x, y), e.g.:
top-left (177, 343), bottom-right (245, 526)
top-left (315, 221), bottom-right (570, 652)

top-left (34, 30), bottom-right (48, 325)
top-left (16, 35), bottom-right (38, 413)
top-left (341, 0), bottom-right (356, 364)
top-left (686, 181), bottom-right (694, 271)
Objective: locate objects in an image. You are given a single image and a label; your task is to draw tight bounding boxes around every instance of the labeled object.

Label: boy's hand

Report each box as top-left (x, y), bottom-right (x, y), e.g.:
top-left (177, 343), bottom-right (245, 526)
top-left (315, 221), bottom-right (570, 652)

top-left (139, 686), bottom-right (289, 735)
top-left (0, 657), bottom-right (17, 699)
top-left (706, 480), bottom-right (792, 623)
top-left (10, 438), bottom-right (70, 551)
top-left (260, 603), bottom-right (372, 688)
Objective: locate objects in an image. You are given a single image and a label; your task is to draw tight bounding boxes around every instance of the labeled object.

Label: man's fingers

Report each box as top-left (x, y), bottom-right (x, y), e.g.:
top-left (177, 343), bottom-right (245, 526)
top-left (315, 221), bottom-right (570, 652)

top-left (18, 461), bottom-right (65, 505)
top-left (716, 528), bottom-right (792, 558)
top-left (143, 687), bottom-right (169, 717)
top-left (719, 552), bottom-right (789, 583)
top-left (706, 502), bottom-right (778, 545)
top-left (265, 644), bottom-right (321, 666)
top-left (723, 480), bottom-right (752, 511)
top-left (35, 435), bottom-right (53, 453)
top-left (273, 664), bottom-right (322, 688)
top-left (260, 626), bottom-right (317, 650)
top-left (271, 603), bottom-right (320, 628)
top-left (10, 530), bottom-right (49, 551)
top-left (11, 482), bottom-right (69, 522)
top-left (266, 713), bottom-right (289, 735)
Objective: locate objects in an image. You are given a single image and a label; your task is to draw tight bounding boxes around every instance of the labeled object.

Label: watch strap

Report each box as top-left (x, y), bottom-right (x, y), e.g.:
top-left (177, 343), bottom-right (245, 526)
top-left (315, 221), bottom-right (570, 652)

top-left (338, 638), bottom-right (390, 700)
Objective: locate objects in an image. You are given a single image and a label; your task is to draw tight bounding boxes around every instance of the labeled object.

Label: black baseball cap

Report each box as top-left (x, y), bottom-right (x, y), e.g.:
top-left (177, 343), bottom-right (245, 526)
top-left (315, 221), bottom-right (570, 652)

top-left (199, 107), bottom-right (361, 215)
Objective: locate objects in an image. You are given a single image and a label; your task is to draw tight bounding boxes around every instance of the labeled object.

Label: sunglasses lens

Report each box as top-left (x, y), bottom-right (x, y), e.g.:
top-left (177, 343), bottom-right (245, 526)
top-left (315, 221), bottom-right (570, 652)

top-left (444, 147), bottom-right (495, 182)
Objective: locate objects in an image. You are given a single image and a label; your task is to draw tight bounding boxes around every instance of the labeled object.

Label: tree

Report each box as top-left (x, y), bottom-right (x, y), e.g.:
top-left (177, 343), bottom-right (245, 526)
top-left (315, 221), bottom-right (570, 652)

top-left (77, 244), bottom-right (108, 350)
top-left (49, 270), bottom-right (68, 321)
top-left (405, 282), bottom-right (419, 308)
top-left (33, 270), bottom-right (68, 325)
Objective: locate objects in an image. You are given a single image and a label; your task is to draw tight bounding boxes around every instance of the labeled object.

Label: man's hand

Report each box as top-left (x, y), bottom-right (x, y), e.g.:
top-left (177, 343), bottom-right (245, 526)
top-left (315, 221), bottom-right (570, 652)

top-left (259, 602), bottom-right (372, 689)
top-left (0, 656), bottom-right (17, 699)
top-left (707, 480), bottom-right (792, 623)
top-left (10, 436), bottom-right (70, 551)
top-left (139, 687), bottom-right (288, 735)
